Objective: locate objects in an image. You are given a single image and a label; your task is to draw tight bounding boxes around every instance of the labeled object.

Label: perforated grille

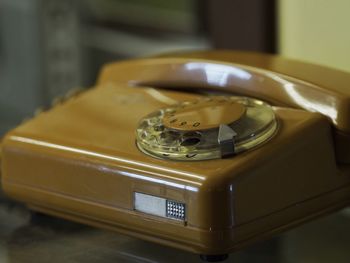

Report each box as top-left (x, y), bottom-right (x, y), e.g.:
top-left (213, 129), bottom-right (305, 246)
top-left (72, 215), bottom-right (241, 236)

top-left (166, 200), bottom-right (185, 220)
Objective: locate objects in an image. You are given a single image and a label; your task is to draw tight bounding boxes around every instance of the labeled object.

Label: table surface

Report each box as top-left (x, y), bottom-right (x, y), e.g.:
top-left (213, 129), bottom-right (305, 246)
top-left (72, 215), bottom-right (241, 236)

top-left (0, 194), bottom-right (349, 263)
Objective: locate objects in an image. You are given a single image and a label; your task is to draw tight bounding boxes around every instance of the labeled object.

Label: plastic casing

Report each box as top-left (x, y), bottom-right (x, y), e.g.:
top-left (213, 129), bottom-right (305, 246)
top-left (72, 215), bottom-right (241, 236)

top-left (1, 51), bottom-right (350, 255)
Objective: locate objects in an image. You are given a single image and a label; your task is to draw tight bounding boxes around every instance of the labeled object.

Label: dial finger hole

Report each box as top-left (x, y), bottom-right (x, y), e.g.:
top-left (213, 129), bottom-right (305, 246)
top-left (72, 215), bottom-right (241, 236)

top-left (141, 131), bottom-right (148, 139)
top-left (180, 132), bottom-right (202, 147)
top-left (160, 130), bottom-right (178, 138)
top-left (159, 131), bottom-right (180, 144)
top-left (186, 153), bottom-right (197, 158)
top-left (181, 137), bottom-right (201, 146)
top-left (153, 124), bottom-right (164, 131)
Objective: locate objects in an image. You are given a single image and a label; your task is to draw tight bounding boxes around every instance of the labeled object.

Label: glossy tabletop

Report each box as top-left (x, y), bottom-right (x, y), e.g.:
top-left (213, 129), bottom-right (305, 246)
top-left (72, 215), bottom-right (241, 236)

top-left (0, 192), bottom-right (349, 263)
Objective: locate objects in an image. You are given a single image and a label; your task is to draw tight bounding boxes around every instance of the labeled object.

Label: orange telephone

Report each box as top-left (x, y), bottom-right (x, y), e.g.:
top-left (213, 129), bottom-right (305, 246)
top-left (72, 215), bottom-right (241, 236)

top-left (1, 50), bottom-right (350, 262)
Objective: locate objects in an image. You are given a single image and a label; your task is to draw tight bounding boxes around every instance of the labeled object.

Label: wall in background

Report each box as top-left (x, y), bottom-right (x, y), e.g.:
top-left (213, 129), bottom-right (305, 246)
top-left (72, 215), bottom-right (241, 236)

top-left (0, 0), bottom-right (208, 136)
top-left (278, 0), bottom-right (350, 72)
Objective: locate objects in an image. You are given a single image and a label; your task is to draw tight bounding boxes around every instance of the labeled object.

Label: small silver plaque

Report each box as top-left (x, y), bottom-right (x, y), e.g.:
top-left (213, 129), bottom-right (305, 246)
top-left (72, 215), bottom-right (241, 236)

top-left (134, 192), bottom-right (186, 221)
top-left (134, 192), bottom-right (166, 217)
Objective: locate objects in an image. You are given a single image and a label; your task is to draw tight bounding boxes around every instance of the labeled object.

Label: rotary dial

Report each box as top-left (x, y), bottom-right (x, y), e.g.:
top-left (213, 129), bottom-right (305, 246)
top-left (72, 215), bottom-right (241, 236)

top-left (136, 96), bottom-right (277, 161)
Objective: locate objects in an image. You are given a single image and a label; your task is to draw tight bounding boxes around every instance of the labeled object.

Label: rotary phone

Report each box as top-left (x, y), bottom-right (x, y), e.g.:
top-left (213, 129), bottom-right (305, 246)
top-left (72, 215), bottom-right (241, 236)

top-left (1, 50), bottom-right (350, 262)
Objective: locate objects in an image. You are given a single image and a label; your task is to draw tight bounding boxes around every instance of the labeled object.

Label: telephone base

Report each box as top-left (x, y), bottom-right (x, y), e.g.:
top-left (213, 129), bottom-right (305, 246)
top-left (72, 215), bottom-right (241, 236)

top-left (15, 182), bottom-right (349, 255)
top-left (3, 50), bottom-right (350, 257)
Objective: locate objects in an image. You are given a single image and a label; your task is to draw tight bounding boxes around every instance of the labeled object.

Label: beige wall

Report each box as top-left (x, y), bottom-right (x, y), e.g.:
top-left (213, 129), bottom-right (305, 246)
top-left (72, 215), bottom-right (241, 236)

top-left (278, 0), bottom-right (350, 73)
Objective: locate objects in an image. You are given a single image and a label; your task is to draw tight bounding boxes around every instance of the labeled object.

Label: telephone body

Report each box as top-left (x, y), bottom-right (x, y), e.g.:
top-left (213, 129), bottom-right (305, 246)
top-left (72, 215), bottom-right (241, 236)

top-left (1, 50), bottom-right (350, 259)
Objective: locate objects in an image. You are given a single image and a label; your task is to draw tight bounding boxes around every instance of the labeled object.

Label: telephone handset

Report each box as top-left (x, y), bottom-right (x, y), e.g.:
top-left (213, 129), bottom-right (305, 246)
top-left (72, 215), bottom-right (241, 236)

top-left (99, 53), bottom-right (350, 163)
top-left (1, 51), bottom-right (350, 261)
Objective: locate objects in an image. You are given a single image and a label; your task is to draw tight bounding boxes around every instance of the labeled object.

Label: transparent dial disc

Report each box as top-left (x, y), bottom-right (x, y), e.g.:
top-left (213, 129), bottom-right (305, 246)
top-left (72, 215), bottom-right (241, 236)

top-left (136, 96), bottom-right (278, 161)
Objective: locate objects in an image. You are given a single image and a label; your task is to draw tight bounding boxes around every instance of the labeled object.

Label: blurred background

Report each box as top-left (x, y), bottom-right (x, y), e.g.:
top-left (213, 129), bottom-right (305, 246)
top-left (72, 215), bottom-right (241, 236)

top-left (1, 0), bottom-right (350, 135)
top-left (0, 0), bottom-right (273, 135)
